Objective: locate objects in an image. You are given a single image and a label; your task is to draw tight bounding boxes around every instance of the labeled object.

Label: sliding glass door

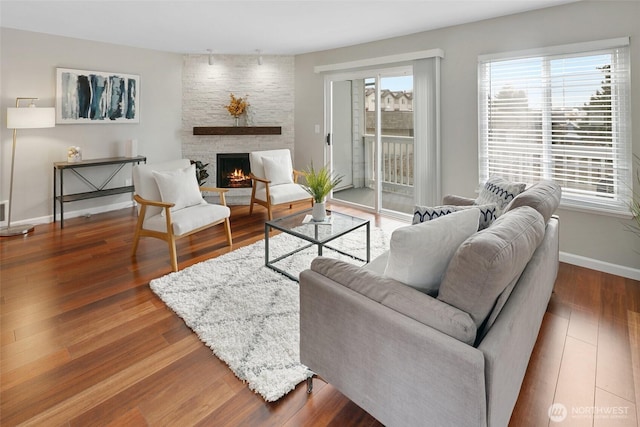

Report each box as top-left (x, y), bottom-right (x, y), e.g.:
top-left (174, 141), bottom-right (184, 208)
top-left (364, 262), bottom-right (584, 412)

top-left (328, 67), bottom-right (415, 216)
top-left (378, 74), bottom-right (414, 213)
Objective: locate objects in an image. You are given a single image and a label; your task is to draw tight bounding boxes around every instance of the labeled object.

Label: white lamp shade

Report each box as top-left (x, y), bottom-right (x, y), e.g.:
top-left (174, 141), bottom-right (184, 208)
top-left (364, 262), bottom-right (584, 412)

top-left (7, 107), bottom-right (56, 129)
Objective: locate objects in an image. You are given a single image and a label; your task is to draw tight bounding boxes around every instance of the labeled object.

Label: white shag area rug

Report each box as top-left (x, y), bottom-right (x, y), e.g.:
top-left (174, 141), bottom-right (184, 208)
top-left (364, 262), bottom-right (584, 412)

top-left (150, 226), bottom-right (388, 402)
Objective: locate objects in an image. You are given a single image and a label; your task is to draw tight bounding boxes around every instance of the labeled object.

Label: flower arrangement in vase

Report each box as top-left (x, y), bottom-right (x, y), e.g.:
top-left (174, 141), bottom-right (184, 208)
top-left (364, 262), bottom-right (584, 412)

top-left (224, 93), bottom-right (249, 126)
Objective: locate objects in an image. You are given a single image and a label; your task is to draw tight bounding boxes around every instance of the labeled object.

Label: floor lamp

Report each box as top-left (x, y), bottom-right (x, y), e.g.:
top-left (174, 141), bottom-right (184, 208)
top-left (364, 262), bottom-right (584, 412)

top-left (1, 98), bottom-right (56, 237)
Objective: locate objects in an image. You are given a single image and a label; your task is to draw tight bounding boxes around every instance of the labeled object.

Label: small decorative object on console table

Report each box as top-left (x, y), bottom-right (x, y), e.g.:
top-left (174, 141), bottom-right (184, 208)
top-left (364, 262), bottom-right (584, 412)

top-left (224, 93), bottom-right (249, 126)
top-left (302, 164), bottom-right (343, 222)
top-left (67, 146), bottom-right (81, 162)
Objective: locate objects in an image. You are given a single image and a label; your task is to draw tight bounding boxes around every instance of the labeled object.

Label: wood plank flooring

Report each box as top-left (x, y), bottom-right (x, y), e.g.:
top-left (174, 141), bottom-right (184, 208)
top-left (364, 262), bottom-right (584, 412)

top-left (1, 204), bottom-right (639, 426)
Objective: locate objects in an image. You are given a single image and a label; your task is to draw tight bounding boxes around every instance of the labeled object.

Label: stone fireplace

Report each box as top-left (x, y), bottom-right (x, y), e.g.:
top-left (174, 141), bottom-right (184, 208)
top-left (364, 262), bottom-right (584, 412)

top-left (216, 153), bottom-right (252, 188)
top-left (181, 55), bottom-right (294, 205)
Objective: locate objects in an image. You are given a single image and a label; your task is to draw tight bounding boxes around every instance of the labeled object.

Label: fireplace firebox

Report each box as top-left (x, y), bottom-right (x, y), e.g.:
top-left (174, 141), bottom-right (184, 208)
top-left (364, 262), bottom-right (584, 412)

top-left (217, 153), bottom-right (252, 188)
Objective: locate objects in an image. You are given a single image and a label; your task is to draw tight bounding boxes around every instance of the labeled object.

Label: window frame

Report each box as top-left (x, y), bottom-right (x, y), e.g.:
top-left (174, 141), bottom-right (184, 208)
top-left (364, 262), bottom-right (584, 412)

top-left (477, 38), bottom-right (632, 217)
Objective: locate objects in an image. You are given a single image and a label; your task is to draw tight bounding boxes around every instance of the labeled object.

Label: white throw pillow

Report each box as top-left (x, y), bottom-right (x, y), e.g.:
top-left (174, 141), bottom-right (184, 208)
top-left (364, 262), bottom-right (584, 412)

top-left (262, 155), bottom-right (294, 186)
top-left (384, 208), bottom-right (480, 295)
top-left (152, 164), bottom-right (205, 215)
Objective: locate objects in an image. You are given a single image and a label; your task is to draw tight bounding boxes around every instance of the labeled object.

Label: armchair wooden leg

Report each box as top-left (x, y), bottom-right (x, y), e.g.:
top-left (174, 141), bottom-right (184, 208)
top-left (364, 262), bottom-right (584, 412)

top-left (267, 204), bottom-right (273, 221)
top-left (131, 226), bottom-right (142, 256)
top-left (131, 206), bottom-right (146, 256)
top-left (168, 235), bottom-right (178, 272)
top-left (224, 218), bottom-right (233, 246)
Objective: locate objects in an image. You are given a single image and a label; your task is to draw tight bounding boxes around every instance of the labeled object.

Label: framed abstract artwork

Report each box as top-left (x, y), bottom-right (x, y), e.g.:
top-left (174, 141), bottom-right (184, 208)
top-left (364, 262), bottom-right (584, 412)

top-left (56, 68), bottom-right (140, 124)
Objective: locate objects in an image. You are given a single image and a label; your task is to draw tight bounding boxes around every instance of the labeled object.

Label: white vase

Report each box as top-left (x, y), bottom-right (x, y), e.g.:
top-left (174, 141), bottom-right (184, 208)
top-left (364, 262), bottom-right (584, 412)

top-left (312, 202), bottom-right (326, 221)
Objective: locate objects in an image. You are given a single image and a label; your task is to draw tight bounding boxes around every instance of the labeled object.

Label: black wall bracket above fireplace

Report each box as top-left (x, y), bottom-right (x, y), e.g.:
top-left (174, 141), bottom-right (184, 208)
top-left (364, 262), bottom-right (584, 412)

top-left (194, 126), bottom-right (281, 135)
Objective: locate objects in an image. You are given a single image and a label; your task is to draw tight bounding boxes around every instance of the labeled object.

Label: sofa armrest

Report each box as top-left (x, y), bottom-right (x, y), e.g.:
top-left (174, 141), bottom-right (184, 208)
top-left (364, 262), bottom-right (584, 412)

top-left (442, 194), bottom-right (476, 206)
top-left (300, 265), bottom-right (487, 427)
top-left (477, 216), bottom-right (559, 427)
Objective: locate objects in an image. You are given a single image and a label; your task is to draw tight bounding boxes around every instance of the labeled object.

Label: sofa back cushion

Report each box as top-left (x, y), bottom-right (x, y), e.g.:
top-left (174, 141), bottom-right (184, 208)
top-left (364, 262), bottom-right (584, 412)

top-left (384, 208), bottom-right (480, 295)
top-left (437, 206), bottom-right (545, 329)
top-left (503, 180), bottom-right (561, 223)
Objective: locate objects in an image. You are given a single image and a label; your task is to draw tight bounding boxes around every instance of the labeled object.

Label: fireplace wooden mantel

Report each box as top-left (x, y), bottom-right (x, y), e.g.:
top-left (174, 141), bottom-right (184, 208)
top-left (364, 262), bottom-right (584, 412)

top-left (193, 126), bottom-right (281, 136)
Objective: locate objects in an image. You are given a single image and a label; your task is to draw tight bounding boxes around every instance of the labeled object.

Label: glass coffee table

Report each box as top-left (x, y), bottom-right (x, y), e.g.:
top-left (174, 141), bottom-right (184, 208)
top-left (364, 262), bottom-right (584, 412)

top-left (265, 209), bottom-right (370, 281)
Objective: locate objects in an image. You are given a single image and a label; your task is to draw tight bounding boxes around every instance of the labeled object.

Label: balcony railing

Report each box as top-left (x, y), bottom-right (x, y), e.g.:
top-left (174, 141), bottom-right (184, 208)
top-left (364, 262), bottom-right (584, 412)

top-left (487, 141), bottom-right (616, 197)
top-left (364, 135), bottom-right (414, 189)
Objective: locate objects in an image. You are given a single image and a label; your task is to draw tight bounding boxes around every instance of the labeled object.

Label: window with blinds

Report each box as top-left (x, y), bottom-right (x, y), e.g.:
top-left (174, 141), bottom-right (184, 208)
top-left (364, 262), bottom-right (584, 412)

top-left (478, 38), bottom-right (632, 215)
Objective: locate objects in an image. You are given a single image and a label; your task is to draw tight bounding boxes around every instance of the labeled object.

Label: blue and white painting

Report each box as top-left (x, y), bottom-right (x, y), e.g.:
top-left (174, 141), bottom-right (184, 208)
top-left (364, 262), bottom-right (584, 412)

top-left (56, 68), bottom-right (140, 124)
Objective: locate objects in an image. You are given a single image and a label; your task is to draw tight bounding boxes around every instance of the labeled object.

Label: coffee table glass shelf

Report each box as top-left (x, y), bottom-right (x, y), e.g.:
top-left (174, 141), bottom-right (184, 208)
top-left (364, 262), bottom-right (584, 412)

top-left (265, 209), bottom-right (370, 281)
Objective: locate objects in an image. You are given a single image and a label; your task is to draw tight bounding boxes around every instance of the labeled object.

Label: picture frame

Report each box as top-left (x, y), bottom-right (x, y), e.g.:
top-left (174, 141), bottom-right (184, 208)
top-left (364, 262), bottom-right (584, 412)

top-left (56, 68), bottom-right (140, 124)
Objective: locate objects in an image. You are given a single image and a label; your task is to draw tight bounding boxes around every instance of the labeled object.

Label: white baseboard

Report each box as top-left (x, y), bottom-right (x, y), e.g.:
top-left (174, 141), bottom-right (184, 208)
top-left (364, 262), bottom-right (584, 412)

top-left (560, 251), bottom-right (640, 281)
top-left (9, 201), bottom-right (136, 227)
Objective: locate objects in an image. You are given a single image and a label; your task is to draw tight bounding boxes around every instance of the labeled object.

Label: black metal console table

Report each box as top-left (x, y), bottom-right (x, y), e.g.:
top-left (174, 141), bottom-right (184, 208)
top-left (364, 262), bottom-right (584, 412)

top-left (53, 156), bottom-right (146, 228)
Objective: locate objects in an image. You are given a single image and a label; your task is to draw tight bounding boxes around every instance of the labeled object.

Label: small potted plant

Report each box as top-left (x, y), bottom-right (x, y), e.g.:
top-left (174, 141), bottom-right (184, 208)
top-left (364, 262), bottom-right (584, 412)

top-left (302, 164), bottom-right (343, 221)
top-left (190, 160), bottom-right (209, 186)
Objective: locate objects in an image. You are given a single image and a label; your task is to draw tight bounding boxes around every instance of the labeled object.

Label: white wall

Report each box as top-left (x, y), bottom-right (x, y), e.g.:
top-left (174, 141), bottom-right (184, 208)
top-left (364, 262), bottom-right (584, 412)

top-left (294, 1), bottom-right (640, 273)
top-left (0, 28), bottom-right (182, 224)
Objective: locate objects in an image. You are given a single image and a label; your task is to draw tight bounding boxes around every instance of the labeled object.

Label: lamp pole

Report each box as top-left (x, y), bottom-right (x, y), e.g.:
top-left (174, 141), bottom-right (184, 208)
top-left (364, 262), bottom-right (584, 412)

top-left (1, 98), bottom-right (55, 237)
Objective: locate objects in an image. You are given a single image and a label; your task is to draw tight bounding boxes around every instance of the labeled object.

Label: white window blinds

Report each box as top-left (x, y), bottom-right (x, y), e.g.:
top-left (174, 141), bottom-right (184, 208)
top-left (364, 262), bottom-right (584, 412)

top-left (478, 38), bottom-right (632, 215)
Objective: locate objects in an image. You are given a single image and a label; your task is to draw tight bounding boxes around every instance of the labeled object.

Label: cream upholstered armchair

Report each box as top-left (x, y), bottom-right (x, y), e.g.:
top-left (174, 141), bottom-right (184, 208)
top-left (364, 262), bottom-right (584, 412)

top-left (249, 149), bottom-right (312, 220)
top-left (131, 159), bottom-right (232, 272)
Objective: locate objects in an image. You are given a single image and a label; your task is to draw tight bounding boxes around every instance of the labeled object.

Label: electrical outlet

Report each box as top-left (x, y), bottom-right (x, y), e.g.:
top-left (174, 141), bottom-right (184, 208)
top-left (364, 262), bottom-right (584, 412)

top-left (0, 200), bottom-right (8, 227)
top-left (125, 178), bottom-right (132, 186)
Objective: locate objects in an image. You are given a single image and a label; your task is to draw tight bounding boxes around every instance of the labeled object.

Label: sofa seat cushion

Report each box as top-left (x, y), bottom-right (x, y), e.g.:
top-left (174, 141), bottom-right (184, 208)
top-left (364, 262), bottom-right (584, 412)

top-left (504, 180), bottom-right (562, 223)
top-left (311, 257), bottom-right (477, 345)
top-left (144, 203), bottom-right (230, 236)
top-left (475, 176), bottom-right (526, 217)
top-left (437, 206), bottom-right (545, 329)
top-left (413, 203), bottom-right (497, 230)
top-left (384, 209), bottom-right (480, 295)
top-left (254, 183), bottom-right (310, 205)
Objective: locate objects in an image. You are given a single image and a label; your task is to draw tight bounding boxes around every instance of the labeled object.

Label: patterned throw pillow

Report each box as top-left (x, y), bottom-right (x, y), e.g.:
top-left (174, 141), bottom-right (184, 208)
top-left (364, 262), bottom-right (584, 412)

top-left (474, 176), bottom-right (526, 217)
top-left (413, 204), bottom-right (497, 230)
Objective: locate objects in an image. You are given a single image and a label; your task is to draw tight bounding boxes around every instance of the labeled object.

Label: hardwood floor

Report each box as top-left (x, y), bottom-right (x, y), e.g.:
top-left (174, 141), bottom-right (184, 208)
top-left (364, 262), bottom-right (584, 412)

top-left (1, 204), bottom-right (639, 426)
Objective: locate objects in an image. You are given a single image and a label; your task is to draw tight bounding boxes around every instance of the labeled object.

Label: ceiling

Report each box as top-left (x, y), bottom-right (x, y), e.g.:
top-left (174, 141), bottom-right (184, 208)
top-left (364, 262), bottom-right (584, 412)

top-left (1, 0), bottom-right (579, 55)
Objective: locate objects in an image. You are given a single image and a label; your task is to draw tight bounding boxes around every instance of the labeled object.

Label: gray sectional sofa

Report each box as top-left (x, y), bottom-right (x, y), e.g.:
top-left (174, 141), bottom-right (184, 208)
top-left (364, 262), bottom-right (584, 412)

top-left (299, 180), bottom-right (562, 427)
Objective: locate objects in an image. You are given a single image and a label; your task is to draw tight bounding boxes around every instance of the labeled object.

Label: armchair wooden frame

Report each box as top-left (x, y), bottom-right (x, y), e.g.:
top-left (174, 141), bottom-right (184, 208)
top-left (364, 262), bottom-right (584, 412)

top-left (249, 170), bottom-right (312, 220)
top-left (132, 187), bottom-right (232, 272)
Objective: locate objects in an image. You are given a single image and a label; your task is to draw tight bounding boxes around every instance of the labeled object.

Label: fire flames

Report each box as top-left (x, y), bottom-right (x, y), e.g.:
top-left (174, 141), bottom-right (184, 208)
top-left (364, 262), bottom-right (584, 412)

top-left (226, 168), bottom-right (251, 187)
